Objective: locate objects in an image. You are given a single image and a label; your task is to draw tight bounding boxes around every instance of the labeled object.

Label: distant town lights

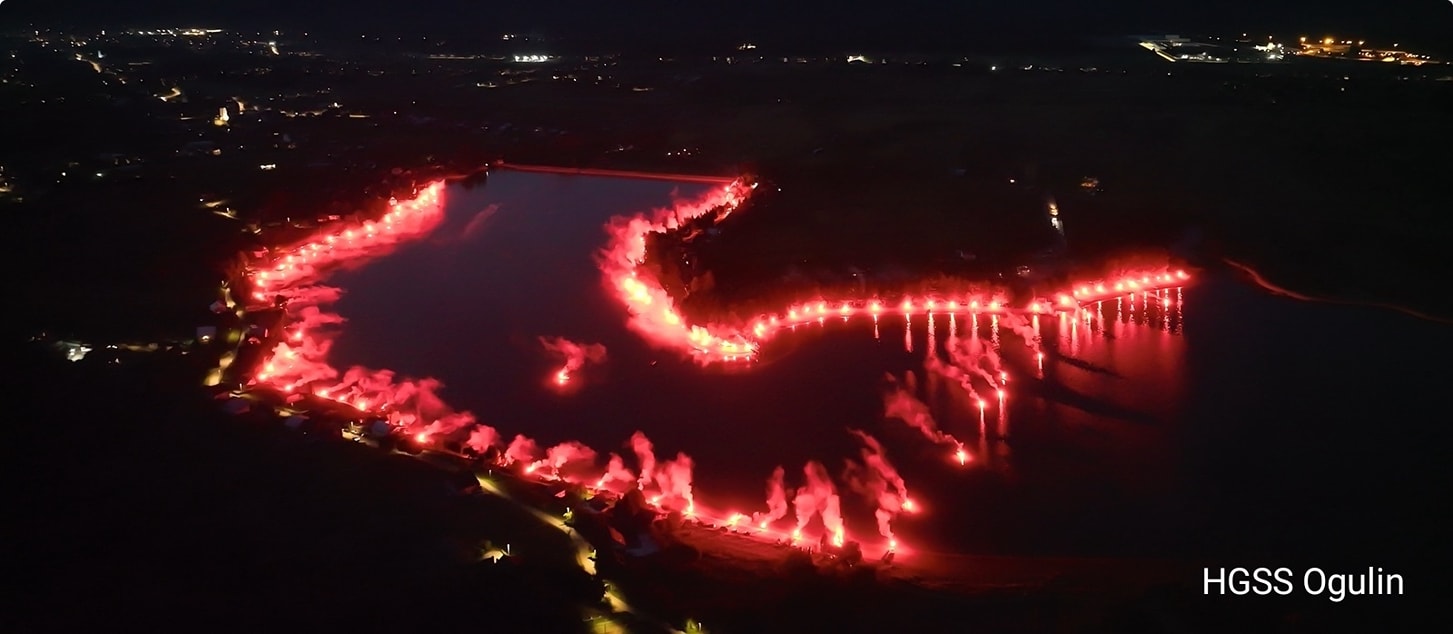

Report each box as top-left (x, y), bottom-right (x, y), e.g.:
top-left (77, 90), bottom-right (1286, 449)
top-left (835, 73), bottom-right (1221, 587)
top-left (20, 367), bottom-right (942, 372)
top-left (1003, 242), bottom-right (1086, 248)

top-left (512, 54), bottom-right (550, 63)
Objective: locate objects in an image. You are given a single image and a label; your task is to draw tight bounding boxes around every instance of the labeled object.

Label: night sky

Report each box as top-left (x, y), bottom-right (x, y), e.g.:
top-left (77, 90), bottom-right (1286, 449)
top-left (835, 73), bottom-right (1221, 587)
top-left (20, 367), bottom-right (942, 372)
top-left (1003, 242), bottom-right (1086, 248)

top-left (4, 0), bottom-right (1451, 51)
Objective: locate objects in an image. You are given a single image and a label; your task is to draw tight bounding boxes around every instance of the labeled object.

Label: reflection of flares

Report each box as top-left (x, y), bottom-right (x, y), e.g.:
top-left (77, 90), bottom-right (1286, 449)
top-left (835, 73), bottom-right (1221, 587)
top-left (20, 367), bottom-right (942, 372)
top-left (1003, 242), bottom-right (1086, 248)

top-left (926, 312), bottom-right (936, 355)
top-left (239, 171), bottom-right (1193, 564)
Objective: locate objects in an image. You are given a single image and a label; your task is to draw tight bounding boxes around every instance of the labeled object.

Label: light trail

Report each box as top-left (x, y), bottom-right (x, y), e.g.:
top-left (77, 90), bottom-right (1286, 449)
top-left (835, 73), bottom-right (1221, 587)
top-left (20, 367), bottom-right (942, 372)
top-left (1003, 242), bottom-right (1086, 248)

top-left (1224, 258), bottom-right (1452, 324)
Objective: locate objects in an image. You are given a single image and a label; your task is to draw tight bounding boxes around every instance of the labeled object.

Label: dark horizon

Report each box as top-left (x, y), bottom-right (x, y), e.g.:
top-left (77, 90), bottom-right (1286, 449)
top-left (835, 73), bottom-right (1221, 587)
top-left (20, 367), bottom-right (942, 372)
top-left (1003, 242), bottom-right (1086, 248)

top-left (5, 0), bottom-right (1452, 54)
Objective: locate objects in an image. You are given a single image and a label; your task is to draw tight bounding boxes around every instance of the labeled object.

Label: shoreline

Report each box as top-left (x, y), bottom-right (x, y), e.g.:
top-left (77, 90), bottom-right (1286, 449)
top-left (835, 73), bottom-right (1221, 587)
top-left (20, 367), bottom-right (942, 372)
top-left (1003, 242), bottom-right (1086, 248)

top-left (1222, 257), bottom-right (1453, 325)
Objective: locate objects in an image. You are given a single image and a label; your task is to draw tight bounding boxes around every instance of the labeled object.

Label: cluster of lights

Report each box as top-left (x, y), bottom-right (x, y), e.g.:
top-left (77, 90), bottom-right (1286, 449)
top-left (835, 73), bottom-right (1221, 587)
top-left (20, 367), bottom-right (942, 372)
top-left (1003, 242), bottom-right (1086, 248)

top-left (240, 172), bottom-right (1198, 565)
top-left (733, 270), bottom-right (1188, 353)
top-left (240, 177), bottom-right (924, 559)
top-left (602, 177), bottom-right (1190, 364)
top-left (512, 54), bottom-right (550, 63)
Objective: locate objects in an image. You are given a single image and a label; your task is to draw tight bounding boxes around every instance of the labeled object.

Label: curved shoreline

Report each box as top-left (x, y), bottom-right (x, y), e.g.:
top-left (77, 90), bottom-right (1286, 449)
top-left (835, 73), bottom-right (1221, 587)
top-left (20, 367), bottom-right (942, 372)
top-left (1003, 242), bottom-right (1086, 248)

top-left (221, 169), bottom-right (1196, 575)
top-left (1222, 257), bottom-right (1453, 325)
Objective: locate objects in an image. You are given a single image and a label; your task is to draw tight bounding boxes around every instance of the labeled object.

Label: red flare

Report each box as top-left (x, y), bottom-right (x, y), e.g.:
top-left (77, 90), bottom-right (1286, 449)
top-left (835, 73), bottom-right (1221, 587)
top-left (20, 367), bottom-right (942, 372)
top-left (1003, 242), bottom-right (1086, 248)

top-left (541, 336), bottom-right (605, 387)
top-left (238, 173), bottom-right (1196, 570)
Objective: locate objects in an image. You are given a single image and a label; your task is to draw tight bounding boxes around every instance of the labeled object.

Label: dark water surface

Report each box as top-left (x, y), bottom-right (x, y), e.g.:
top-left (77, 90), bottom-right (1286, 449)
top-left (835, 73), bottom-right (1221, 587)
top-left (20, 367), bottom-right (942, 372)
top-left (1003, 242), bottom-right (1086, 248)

top-left (329, 174), bottom-right (1451, 565)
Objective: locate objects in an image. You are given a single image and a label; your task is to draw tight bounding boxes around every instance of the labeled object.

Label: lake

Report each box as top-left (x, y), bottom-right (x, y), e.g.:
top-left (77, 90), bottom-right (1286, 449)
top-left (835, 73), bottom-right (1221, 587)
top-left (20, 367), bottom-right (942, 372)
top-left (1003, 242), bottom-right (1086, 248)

top-left (326, 173), bottom-right (1451, 565)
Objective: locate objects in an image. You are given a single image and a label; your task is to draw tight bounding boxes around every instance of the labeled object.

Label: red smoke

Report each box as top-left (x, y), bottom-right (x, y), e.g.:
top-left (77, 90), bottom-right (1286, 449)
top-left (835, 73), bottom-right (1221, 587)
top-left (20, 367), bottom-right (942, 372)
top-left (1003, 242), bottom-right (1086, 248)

top-left (465, 425), bottom-right (500, 454)
top-left (653, 452), bottom-right (697, 515)
top-left (505, 434), bottom-right (539, 467)
top-left (753, 466), bottom-right (790, 530)
top-left (844, 429), bottom-right (915, 543)
top-left (883, 371), bottom-right (952, 445)
top-left (529, 440), bottom-right (598, 481)
top-left (595, 452), bottom-right (636, 493)
top-left (598, 182), bottom-right (759, 362)
top-left (629, 431), bottom-right (656, 490)
top-left (239, 174), bottom-right (1191, 561)
top-left (883, 371), bottom-right (970, 466)
top-left (792, 461), bottom-right (845, 548)
top-left (540, 336), bottom-right (606, 386)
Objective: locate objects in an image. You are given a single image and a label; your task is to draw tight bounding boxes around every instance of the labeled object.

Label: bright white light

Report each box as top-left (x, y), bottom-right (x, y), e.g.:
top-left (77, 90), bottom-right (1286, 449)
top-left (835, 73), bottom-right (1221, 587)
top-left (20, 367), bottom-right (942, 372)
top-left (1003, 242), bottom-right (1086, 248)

top-left (62, 342), bottom-right (92, 362)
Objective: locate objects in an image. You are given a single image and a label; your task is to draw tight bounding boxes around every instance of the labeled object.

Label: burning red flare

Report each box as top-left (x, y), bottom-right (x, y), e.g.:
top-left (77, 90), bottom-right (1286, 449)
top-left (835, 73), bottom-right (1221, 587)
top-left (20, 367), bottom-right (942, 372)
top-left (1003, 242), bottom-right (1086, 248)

top-left (541, 336), bottom-right (606, 388)
top-left (237, 173), bottom-right (1192, 567)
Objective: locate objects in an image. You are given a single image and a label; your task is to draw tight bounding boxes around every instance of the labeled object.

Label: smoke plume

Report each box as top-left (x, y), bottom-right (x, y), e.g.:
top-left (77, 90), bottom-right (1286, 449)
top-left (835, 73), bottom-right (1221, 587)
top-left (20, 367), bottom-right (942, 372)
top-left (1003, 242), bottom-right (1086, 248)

top-left (753, 466), bottom-right (790, 529)
top-left (792, 461), bottom-right (844, 546)
top-left (540, 336), bottom-right (607, 385)
top-left (843, 429), bottom-right (913, 542)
